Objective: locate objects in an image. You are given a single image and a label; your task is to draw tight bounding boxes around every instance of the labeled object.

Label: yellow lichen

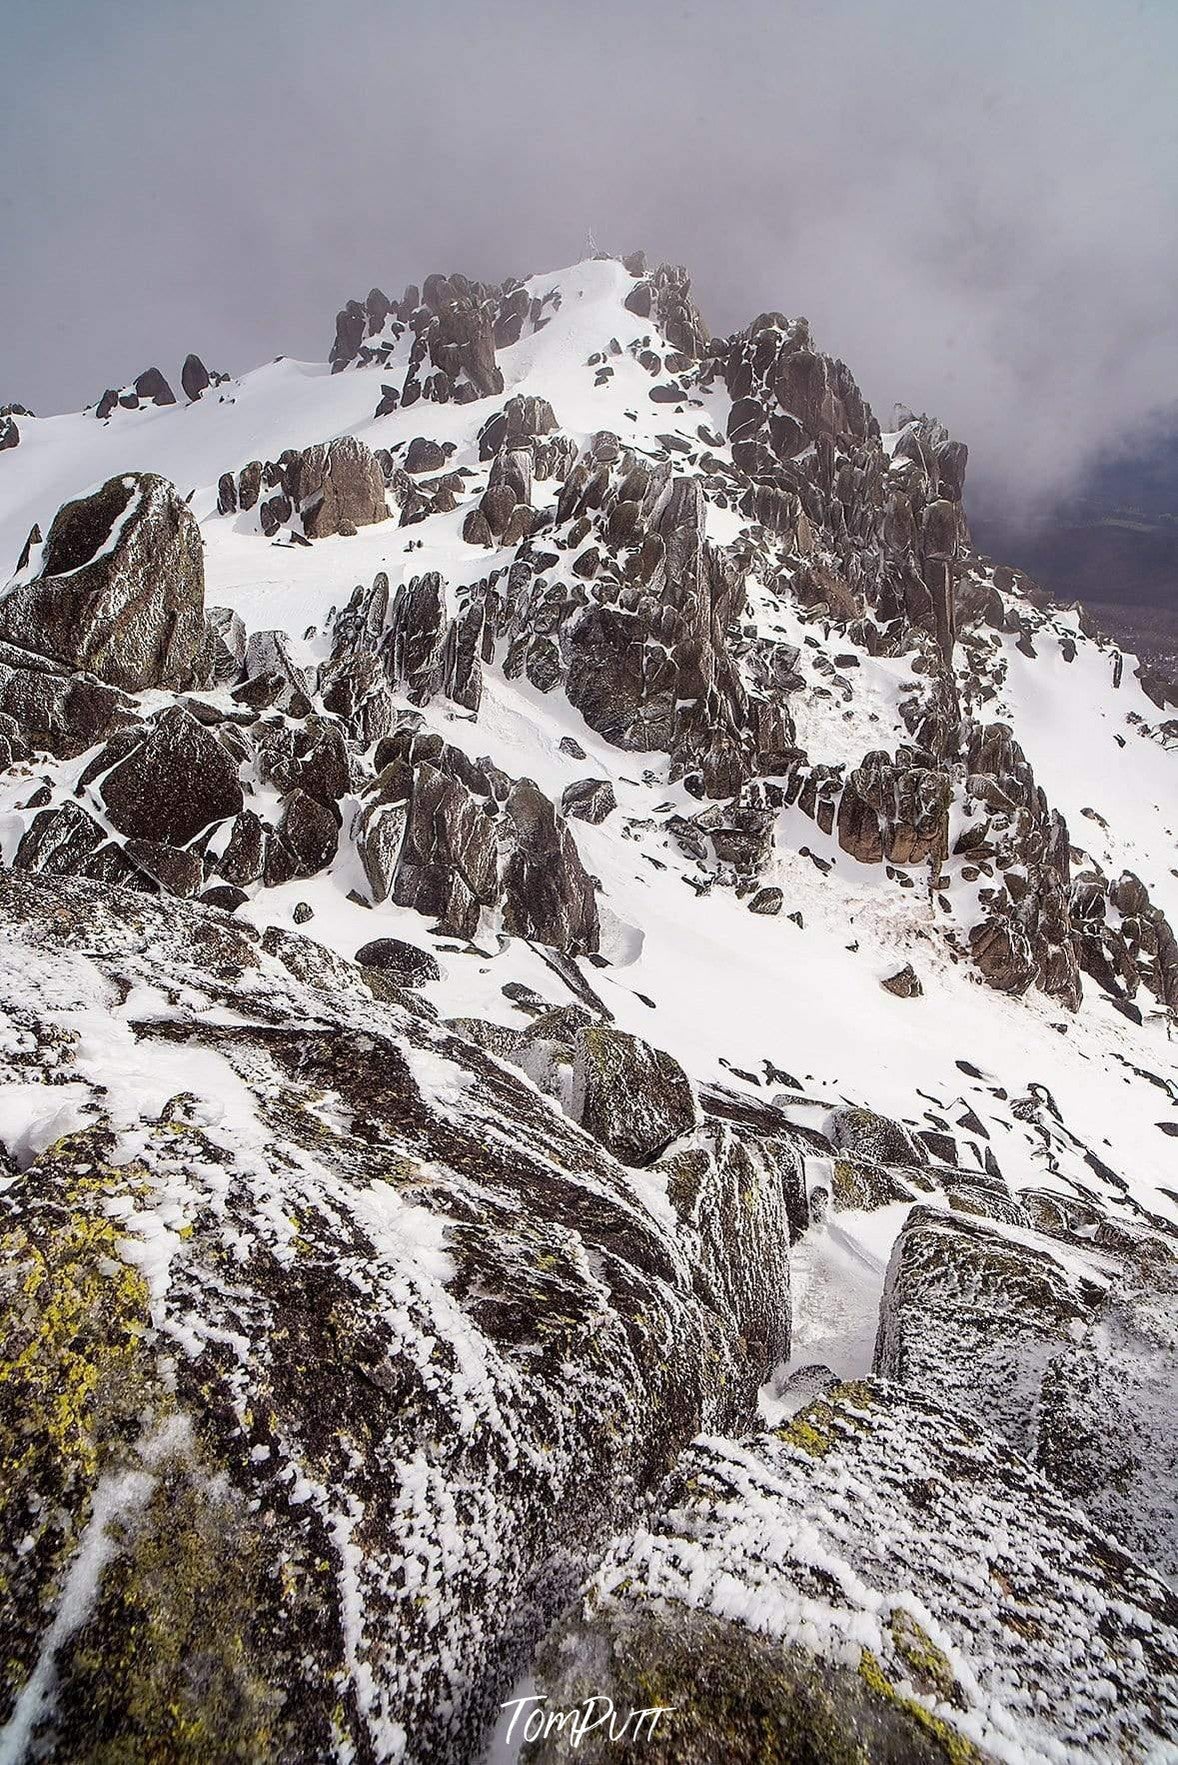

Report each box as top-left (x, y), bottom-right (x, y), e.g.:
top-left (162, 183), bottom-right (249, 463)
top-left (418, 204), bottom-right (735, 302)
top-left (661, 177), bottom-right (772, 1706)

top-left (776, 1381), bottom-right (877, 1458)
top-left (889, 1609), bottom-right (965, 1708)
top-left (858, 1649), bottom-right (981, 1765)
top-left (0, 1136), bottom-right (162, 1711)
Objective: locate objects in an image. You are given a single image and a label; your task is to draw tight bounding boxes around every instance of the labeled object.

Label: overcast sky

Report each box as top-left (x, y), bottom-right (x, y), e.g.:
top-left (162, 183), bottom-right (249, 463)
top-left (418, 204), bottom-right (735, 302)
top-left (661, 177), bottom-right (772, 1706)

top-left (2, 0), bottom-right (1175, 516)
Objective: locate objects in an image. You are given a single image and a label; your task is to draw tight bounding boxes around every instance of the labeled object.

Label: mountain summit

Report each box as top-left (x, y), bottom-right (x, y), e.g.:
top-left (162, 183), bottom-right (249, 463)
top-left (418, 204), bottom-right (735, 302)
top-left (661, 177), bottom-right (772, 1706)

top-left (0, 253), bottom-right (1174, 1764)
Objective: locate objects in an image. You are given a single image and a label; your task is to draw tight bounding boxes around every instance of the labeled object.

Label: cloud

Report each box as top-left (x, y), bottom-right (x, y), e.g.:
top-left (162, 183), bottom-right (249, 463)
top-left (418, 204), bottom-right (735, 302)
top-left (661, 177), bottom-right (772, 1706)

top-left (1, 0), bottom-right (1174, 514)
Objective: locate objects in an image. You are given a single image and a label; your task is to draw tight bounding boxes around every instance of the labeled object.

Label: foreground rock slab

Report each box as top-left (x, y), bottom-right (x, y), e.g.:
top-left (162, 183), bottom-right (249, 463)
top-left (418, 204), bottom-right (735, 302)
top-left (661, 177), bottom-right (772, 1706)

top-left (0, 871), bottom-right (802, 1764)
top-left (534, 1379), bottom-right (1178, 1763)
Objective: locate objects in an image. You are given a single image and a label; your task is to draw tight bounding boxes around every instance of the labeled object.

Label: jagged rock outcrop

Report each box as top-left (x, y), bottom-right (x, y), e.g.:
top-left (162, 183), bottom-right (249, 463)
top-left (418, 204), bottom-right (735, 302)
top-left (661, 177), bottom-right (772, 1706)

top-left (957, 721), bottom-right (1082, 1008)
top-left (14, 799), bottom-right (143, 888)
top-left (355, 733), bottom-right (598, 953)
top-left (331, 272), bottom-right (515, 406)
top-left (217, 436), bottom-right (388, 539)
top-left (0, 473), bottom-right (208, 693)
top-left (835, 749), bottom-right (951, 867)
top-left (499, 777), bottom-right (599, 951)
top-left (1070, 867), bottom-right (1178, 1013)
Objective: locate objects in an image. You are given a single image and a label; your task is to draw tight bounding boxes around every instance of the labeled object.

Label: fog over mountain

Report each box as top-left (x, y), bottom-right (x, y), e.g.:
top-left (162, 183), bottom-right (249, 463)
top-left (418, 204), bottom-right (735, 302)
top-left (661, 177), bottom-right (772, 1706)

top-left (3, 0), bottom-right (1176, 515)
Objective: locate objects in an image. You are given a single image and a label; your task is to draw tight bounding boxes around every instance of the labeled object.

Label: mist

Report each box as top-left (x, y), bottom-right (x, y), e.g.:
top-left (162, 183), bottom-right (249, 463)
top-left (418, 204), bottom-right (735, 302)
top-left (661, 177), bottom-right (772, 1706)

top-left (2, 0), bottom-right (1175, 516)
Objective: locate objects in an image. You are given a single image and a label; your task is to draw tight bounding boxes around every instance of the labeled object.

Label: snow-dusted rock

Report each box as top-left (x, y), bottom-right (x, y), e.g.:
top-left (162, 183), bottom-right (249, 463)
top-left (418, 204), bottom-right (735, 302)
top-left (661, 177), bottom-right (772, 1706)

top-left (0, 474), bottom-right (207, 693)
top-left (95, 705), bottom-right (244, 847)
top-left (534, 1379), bottom-right (1178, 1763)
top-left (875, 1205), bottom-right (1178, 1580)
top-left (0, 870), bottom-right (806, 1764)
top-left (571, 1024), bottom-right (697, 1166)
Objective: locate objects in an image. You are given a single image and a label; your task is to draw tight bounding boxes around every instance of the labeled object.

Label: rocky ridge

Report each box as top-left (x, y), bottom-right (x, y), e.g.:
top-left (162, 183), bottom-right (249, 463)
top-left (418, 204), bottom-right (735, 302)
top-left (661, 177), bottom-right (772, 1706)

top-left (0, 251), bottom-right (1175, 1763)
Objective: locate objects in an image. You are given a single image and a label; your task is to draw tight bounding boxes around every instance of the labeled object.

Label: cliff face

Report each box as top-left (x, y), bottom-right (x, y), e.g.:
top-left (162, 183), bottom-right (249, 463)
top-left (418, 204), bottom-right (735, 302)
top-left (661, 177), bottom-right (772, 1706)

top-left (0, 253), bottom-right (1174, 1763)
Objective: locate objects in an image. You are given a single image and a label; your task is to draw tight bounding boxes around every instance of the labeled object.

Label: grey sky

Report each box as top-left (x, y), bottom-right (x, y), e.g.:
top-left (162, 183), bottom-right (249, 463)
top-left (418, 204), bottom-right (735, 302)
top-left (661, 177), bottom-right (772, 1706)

top-left (2, 0), bottom-right (1175, 514)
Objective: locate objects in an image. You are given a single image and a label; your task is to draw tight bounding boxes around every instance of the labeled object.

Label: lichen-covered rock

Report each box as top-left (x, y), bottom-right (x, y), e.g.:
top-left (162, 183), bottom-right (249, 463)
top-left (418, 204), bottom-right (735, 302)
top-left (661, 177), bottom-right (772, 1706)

top-left (831, 1156), bottom-right (924, 1211)
top-left (654, 1122), bottom-right (794, 1379)
top-left (0, 870), bottom-right (804, 1763)
top-left (0, 474), bottom-right (207, 693)
top-left (571, 1024), bottom-right (697, 1166)
top-left (533, 1380), bottom-right (1178, 1763)
top-left (824, 1105), bottom-right (928, 1168)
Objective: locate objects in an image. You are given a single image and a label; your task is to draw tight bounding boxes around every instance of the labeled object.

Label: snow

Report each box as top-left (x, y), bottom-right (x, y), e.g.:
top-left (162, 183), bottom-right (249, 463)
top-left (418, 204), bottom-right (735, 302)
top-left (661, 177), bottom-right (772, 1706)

top-left (1, 254), bottom-right (1174, 1241)
top-left (1, 250), bottom-right (1176, 1765)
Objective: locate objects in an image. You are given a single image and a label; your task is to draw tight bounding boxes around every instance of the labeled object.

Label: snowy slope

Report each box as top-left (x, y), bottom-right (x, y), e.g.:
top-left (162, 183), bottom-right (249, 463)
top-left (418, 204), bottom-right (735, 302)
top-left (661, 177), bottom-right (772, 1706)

top-left (2, 250), bottom-right (1177, 1765)
top-left (2, 253), bottom-right (1176, 1389)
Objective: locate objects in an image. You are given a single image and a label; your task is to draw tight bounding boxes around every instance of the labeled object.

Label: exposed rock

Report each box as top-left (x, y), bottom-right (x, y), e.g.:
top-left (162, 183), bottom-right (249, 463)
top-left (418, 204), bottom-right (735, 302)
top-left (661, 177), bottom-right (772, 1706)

top-left (499, 778), bottom-right (599, 952)
top-left (14, 801), bottom-right (136, 886)
top-left (571, 1024), bottom-right (697, 1165)
top-left (264, 788), bottom-right (339, 884)
top-left (387, 759), bottom-right (499, 938)
top-left (535, 1379), bottom-right (1177, 1764)
top-left (560, 777), bottom-right (615, 824)
top-left (747, 886), bottom-right (783, 915)
top-left (200, 881), bottom-right (248, 912)
top-left (296, 436), bottom-right (388, 538)
top-left (404, 437), bottom-right (449, 474)
top-left (0, 869), bottom-right (796, 1764)
top-left (213, 810), bottom-right (266, 888)
top-left (836, 751), bottom-right (951, 867)
top-left (15, 521), bottom-right (41, 570)
top-left (824, 1105), bottom-right (927, 1167)
top-left (462, 509), bottom-right (494, 547)
top-left (133, 366), bottom-right (176, 406)
top-left (98, 706), bottom-right (244, 846)
top-left (0, 648), bottom-right (139, 759)
top-left (125, 838), bottom-right (205, 897)
top-left (180, 353), bottom-right (211, 401)
top-left (477, 395), bottom-right (558, 460)
top-left (875, 1205), bottom-right (1178, 1577)
top-left (881, 962), bottom-right (922, 997)
top-left (0, 474), bottom-right (207, 692)
top-left (354, 938), bottom-right (442, 987)
top-left (205, 605), bottom-right (247, 682)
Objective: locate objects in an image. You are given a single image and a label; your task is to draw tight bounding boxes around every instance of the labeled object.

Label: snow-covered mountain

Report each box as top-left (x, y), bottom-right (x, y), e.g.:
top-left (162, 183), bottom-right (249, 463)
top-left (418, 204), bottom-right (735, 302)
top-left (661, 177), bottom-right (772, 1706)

top-left (0, 253), bottom-right (1174, 1764)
